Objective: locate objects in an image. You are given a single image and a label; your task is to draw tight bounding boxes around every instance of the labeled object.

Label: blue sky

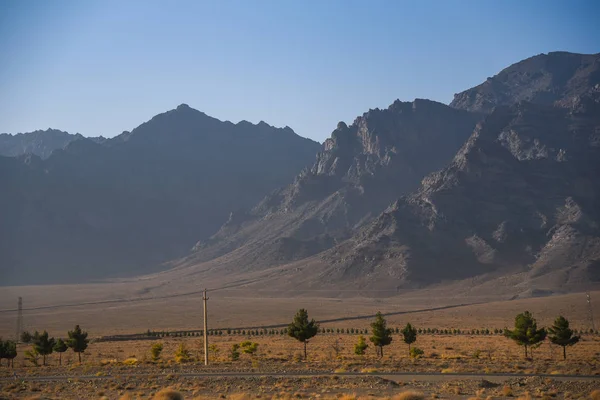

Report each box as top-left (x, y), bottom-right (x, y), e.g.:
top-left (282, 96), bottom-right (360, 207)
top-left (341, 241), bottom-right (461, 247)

top-left (0, 0), bottom-right (598, 142)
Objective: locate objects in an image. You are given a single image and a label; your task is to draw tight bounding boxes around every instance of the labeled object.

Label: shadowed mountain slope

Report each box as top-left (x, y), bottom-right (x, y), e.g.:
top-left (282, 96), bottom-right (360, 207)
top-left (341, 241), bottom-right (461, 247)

top-left (0, 105), bottom-right (320, 284)
top-left (185, 100), bottom-right (480, 271)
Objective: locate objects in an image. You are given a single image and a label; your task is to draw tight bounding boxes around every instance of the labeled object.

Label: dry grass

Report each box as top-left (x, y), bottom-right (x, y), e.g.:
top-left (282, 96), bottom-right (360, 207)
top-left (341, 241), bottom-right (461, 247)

top-left (153, 388), bottom-right (184, 399)
top-left (393, 391), bottom-right (425, 400)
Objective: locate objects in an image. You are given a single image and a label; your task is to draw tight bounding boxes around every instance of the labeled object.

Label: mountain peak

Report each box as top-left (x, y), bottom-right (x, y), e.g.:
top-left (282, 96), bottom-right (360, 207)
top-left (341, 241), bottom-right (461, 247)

top-left (450, 52), bottom-right (600, 113)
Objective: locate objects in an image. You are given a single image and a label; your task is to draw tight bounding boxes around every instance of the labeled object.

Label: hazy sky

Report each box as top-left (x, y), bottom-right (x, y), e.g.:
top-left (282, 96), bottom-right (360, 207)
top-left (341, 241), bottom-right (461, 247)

top-left (1, 0), bottom-right (598, 142)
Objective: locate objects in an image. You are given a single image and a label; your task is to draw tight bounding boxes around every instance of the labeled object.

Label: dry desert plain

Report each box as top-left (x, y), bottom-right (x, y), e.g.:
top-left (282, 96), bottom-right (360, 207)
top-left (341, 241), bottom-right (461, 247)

top-left (1, 287), bottom-right (599, 399)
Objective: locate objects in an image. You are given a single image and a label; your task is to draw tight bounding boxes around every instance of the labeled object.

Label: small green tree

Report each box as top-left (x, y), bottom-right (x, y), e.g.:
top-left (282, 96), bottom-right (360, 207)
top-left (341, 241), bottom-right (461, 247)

top-left (150, 342), bottom-right (164, 362)
top-left (67, 325), bottom-right (89, 363)
top-left (548, 316), bottom-right (580, 360)
top-left (287, 309), bottom-right (319, 360)
top-left (33, 331), bottom-right (55, 366)
top-left (401, 323), bottom-right (418, 356)
top-left (354, 335), bottom-right (368, 355)
top-left (0, 340), bottom-right (5, 366)
top-left (504, 311), bottom-right (546, 360)
top-left (369, 312), bottom-right (393, 358)
top-left (20, 331), bottom-right (33, 344)
top-left (4, 341), bottom-right (17, 367)
top-left (53, 338), bottom-right (68, 366)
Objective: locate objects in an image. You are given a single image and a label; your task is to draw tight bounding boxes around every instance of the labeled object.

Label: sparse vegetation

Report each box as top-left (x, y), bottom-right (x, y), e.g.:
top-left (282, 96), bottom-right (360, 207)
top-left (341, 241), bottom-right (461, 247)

top-left (150, 342), bottom-right (164, 362)
top-left (174, 343), bottom-right (191, 363)
top-left (370, 311), bottom-right (393, 358)
top-left (67, 325), bottom-right (89, 363)
top-left (354, 335), bottom-right (368, 355)
top-left (287, 308), bottom-right (318, 360)
top-left (504, 311), bottom-right (546, 360)
top-left (548, 316), bottom-right (580, 360)
top-left (401, 323), bottom-right (418, 355)
top-left (53, 338), bottom-right (68, 365)
top-left (32, 330), bottom-right (55, 366)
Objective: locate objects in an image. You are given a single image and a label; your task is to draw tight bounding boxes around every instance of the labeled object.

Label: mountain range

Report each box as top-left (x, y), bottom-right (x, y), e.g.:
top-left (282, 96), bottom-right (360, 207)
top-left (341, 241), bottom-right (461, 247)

top-left (2, 51), bottom-right (599, 296)
top-left (0, 106), bottom-right (320, 284)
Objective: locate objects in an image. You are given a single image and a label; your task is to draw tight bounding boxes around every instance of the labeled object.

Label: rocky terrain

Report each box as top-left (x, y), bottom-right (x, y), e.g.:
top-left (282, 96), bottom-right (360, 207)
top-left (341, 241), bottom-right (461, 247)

top-left (170, 52), bottom-right (600, 295)
top-left (0, 105), bottom-right (320, 284)
top-left (450, 51), bottom-right (600, 113)
top-left (187, 100), bottom-right (480, 272)
top-left (320, 99), bottom-right (600, 291)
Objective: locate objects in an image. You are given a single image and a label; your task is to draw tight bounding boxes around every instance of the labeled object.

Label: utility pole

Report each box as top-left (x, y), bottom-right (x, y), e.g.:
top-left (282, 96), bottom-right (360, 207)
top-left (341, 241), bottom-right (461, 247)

top-left (203, 289), bottom-right (209, 366)
top-left (586, 292), bottom-right (595, 332)
top-left (16, 297), bottom-right (23, 342)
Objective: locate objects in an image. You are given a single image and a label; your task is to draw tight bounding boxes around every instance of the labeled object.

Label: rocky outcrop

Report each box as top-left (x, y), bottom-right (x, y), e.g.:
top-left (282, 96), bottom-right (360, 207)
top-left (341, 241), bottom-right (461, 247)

top-left (450, 52), bottom-right (600, 113)
top-left (0, 105), bottom-right (320, 284)
top-left (324, 101), bottom-right (600, 289)
top-left (188, 100), bottom-right (480, 270)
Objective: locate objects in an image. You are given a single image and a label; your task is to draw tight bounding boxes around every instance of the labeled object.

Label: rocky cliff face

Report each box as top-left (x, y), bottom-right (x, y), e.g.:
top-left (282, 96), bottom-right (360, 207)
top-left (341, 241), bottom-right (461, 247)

top-left (188, 100), bottom-right (480, 270)
top-left (0, 105), bottom-right (320, 284)
top-left (0, 129), bottom-right (80, 159)
top-left (450, 52), bottom-right (600, 113)
top-left (324, 99), bottom-right (600, 290)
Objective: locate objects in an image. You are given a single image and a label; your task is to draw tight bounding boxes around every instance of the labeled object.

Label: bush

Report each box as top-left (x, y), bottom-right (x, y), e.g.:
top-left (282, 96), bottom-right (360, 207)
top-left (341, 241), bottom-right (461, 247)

top-left (240, 341), bottom-right (259, 355)
top-left (150, 343), bottom-right (163, 361)
top-left (152, 388), bottom-right (183, 400)
top-left (174, 343), bottom-right (191, 363)
top-left (410, 347), bottom-right (424, 358)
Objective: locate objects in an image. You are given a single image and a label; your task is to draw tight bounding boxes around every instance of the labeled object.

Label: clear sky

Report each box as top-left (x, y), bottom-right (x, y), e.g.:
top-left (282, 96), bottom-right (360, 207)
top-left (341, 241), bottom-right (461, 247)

top-left (0, 0), bottom-right (598, 142)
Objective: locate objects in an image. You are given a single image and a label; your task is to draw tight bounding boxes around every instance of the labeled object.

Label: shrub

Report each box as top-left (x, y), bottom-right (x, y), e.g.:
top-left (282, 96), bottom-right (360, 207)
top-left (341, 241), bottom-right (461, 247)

top-left (393, 390), bottom-right (425, 400)
top-left (230, 344), bottom-right (240, 361)
top-left (152, 388), bottom-right (183, 400)
top-left (150, 343), bottom-right (163, 362)
top-left (240, 341), bottom-right (259, 355)
top-left (410, 347), bottom-right (424, 358)
top-left (174, 343), bottom-right (191, 363)
top-left (354, 335), bottom-right (368, 355)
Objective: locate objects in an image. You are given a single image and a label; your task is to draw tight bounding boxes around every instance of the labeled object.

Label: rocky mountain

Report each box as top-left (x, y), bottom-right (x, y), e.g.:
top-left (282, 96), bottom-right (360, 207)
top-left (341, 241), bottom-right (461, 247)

top-left (0, 129), bottom-right (80, 159)
top-left (185, 100), bottom-right (480, 271)
top-left (450, 51), bottom-right (600, 113)
top-left (173, 51), bottom-right (600, 297)
top-left (320, 91), bottom-right (600, 292)
top-left (0, 104), bottom-right (320, 284)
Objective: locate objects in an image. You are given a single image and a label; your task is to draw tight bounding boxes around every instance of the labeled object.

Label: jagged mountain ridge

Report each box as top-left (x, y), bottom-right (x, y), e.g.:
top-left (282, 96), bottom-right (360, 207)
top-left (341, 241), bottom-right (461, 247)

top-left (185, 99), bottom-right (480, 271)
top-left (318, 99), bottom-right (600, 291)
top-left (450, 51), bottom-right (600, 113)
top-left (0, 104), bottom-right (320, 284)
top-left (0, 129), bottom-right (83, 159)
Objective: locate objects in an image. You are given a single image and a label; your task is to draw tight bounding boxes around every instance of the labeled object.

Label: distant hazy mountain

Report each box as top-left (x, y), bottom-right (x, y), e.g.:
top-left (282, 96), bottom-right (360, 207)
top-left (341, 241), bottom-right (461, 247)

top-left (0, 129), bottom-right (79, 159)
top-left (0, 104), bottom-right (320, 284)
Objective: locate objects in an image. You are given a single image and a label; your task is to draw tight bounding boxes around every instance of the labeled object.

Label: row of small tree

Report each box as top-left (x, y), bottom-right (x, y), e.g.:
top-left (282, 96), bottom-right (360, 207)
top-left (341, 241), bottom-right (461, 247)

top-left (0, 339), bottom-right (18, 367)
top-left (504, 312), bottom-right (580, 360)
top-left (17, 325), bottom-right (89, 366)
top-left (287, 309), bottom-right (419, 359)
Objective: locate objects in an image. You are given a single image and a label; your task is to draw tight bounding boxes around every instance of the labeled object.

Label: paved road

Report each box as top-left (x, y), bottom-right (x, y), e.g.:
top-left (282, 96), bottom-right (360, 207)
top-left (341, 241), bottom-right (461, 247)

top-left (1, 371), bottom-right (598, 383)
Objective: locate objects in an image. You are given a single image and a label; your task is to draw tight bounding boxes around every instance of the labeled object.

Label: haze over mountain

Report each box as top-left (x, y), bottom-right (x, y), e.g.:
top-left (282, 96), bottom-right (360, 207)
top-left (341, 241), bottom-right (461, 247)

top-left (171, 51), bottom-right (600, 296)
top-left (0, 105), bottom-right (320, 284)
top-left (2, 52), bottom-right (599, 298)
top-left (0, 129), bottom-right (83, 159)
